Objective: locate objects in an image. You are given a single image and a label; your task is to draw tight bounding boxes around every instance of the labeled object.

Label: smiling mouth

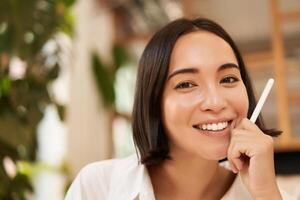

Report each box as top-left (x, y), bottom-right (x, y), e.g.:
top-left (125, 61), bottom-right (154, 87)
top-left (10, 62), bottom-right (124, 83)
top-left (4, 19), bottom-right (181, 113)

top-left (192, 120), bottom-right (233, 131)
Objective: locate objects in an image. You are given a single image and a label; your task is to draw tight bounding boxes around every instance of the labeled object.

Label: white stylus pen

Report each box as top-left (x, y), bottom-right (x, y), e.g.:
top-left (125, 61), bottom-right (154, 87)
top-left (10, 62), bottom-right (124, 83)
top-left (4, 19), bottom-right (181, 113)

top-left (249, 78), bottom-right (274, 123)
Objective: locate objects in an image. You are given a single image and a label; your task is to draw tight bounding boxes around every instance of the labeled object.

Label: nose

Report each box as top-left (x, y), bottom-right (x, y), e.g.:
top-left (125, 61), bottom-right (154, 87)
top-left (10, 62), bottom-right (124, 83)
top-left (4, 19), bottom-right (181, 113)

top-left (199, 86), bottom-right (227, 113)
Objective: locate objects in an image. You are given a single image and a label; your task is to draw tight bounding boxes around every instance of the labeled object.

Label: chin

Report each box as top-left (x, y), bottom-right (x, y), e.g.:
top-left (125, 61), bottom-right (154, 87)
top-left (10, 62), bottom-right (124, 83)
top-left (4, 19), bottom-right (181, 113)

top-left (215, 153), bottom-right (228, 161)
top-left (192, 147), bottom-right (228, 161)
top-left (209, 145), bottom-right (229, 161)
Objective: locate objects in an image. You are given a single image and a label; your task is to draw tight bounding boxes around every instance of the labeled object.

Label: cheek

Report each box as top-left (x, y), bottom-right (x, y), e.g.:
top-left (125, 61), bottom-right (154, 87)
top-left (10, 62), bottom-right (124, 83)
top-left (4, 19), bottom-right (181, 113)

top-left (162, 93), bottom-right (196, 125)
top-left (230, 84), bottom-right (249, 117)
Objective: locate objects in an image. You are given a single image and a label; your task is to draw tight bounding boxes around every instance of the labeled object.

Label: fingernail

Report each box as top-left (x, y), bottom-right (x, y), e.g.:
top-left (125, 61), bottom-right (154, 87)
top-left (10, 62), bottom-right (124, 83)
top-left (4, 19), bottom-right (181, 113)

top-left (231, 167), bottom-right (237, 173)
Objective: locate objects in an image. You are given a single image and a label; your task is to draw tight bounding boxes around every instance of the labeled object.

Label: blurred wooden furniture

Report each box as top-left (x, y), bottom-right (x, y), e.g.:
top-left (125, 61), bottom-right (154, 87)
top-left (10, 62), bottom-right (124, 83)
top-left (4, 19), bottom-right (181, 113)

top-left (244, 0), bottom-right (300, 151)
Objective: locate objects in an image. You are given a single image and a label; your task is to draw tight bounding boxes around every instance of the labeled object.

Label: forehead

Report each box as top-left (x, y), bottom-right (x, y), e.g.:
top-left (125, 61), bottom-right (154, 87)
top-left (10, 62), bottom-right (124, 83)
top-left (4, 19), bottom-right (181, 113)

top-left (169, 31), bottom-right (238, 72)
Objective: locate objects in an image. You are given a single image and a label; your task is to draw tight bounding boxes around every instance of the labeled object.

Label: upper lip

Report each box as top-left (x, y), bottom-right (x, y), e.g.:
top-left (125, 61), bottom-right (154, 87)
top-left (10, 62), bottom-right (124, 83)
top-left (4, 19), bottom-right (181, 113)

top-left (193, 118), bottom-right (233, 126)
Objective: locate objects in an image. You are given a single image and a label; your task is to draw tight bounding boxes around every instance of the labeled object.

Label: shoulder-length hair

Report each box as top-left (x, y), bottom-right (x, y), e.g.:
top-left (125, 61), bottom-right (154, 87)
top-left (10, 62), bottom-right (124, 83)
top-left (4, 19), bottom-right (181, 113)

top-left (132, 17), bottom-right (281, 166)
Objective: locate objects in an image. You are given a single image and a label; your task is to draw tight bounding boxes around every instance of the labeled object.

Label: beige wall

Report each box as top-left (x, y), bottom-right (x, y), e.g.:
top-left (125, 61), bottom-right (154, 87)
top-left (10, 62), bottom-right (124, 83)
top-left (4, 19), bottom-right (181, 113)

top-left (67, 0), bottom-right (114, 176)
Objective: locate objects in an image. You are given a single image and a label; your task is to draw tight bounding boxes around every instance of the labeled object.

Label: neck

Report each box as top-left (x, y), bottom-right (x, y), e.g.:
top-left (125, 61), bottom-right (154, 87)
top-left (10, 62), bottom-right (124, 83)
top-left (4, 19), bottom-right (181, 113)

top-left (148, 150), bottom-right (234, 200)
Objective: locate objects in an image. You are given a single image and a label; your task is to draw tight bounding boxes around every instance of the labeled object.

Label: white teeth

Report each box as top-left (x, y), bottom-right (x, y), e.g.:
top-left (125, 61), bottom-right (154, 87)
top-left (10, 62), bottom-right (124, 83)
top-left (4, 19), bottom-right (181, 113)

top-left (217, 123), bottom-right (223, 130)
top-left (212, 123), bottom-right (218, 131)
top-left (207, 124), bottom-right (212, 130)
top-left (195, 121), bottom-right (228, 131)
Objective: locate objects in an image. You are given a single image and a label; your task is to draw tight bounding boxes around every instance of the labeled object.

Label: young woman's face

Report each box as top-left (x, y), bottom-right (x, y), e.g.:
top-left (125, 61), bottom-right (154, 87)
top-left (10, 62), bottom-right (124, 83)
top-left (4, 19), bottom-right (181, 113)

top-left (162, 31), bottom-right (249, 160)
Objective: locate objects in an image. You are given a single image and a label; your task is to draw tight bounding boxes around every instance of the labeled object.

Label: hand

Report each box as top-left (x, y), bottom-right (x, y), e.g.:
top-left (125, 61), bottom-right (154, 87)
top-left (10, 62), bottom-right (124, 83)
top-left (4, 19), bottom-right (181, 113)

top-left (227, 118), bottom-right (282, 200)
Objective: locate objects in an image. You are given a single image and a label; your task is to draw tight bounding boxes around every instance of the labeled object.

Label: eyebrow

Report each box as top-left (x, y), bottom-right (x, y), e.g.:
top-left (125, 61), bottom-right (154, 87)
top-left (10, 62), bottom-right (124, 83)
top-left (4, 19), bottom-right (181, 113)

top-left (167, 63), bottom-right (239, 80)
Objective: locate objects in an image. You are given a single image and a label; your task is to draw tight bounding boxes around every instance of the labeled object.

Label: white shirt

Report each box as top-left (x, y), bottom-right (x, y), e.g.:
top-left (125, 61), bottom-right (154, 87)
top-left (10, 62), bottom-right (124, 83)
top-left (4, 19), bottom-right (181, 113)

top-left (65, 154), bottom-right (295, 200)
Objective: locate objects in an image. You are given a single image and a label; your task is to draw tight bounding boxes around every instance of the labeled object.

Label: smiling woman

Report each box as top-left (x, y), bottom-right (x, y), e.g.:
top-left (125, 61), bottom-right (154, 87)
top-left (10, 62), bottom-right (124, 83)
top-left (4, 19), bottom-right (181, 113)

top-left (65, 18), bottom-right (295, 200)
top-left (158, 30), bottom-right (249, 163)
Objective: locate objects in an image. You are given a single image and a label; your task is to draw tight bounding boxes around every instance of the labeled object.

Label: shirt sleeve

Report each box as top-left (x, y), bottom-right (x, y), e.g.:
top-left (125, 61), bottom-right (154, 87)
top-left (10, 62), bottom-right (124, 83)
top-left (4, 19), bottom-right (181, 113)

top-left (64, 172), bottom-right (84, 200)
top-left (280, 189), bottom-right (297, 200)
top-left (64, 163), bottom-right (109, 200)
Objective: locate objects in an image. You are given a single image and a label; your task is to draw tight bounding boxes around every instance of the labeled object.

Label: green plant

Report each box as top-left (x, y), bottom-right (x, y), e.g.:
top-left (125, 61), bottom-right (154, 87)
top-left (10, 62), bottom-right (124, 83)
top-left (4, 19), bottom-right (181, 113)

top-left (92, 44), bottom-right (130, 107)
top-left (92, 43), bottom-right (133, 158)
top-left (0, 0), bottom-right (75, 198)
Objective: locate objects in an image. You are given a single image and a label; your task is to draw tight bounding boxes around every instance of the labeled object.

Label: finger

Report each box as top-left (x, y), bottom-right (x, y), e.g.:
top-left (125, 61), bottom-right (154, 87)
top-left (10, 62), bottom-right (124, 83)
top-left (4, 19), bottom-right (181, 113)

top-left (236, 118), bottom-right (261, 133)
top-left (230, 129), bottom-right (257, 143)
top-left (228, 159), bottom-right (239, 173)
top-left (230, 129), bottom-right (257, 149)
top-left (227, 142), bottom-right (242, 173)
top-left (230, 132), bottom-right (274, 166)
top-left (228, 143), bottom-right (243, 170)
top-left (232, 157), bottom-right (244, 171)
top-left (227, 140), bottom-right (250, 172)
top-left (233, 154), bottom-right (250, 172)
top-left (228, 128), bottom-right (259, 172)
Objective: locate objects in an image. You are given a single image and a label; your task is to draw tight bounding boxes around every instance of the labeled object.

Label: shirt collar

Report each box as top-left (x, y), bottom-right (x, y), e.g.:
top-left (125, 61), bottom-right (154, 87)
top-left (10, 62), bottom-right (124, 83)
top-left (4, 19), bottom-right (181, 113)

top-left (108, 154), bottom-right (155, 200)
top-left (108, 155), bottom-right (246, 200)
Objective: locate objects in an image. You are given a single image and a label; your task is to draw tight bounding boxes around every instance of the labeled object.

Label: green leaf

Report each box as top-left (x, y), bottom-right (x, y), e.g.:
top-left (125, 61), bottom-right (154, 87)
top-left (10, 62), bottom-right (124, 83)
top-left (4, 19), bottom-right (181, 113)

top-left (112, 43), bottom-right (129, 70)
top-left (56, 2), bottom-right (76, 36)
top-left (57, 0), bottom-right (77, 7)
top-left (92, 54), bottom-right (115, 107)
top-left (0, 76), bottom-right (11, 98)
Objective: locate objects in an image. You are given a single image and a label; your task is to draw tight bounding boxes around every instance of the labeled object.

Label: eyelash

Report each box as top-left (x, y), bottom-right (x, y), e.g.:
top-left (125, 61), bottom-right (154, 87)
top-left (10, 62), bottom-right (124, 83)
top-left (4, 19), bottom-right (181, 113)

top-left (175, 81), bottom-right (196, 89)
top-left (174, 76), bottom-right (239, 90)
top-left (220, 76), bottom-right (240, 84)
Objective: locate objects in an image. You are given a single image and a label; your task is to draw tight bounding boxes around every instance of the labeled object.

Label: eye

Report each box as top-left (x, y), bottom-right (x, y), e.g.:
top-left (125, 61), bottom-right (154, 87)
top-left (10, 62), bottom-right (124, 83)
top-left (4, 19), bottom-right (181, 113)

top-left (175, 81), bottom-right (196, 89)
top-left (220, 76), bottom-right (239, 84)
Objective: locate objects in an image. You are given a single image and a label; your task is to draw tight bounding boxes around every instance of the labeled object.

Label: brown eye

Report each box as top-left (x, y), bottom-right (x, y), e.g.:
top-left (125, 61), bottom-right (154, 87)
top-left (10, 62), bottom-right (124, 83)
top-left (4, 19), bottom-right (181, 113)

top-left (220, 76), bottom-right (239, 84)
top-left (175, 82), bottom-right (196, 89)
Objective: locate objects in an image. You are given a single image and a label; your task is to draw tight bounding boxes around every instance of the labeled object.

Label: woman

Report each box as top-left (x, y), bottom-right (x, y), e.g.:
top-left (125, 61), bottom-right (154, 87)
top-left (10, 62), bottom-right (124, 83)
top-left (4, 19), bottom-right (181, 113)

top-left (65, 18), bottom-right (294, 200)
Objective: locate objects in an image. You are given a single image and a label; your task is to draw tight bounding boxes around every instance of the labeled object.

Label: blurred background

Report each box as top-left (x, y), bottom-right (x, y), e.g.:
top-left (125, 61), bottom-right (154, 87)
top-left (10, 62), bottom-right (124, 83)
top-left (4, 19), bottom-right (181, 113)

top-left (0, 0), bottom-right (300, 199)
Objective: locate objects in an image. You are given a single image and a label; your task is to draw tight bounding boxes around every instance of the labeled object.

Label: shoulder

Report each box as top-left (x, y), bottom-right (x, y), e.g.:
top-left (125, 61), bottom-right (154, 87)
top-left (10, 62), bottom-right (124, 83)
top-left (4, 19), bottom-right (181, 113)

top-left (78, 154), bottom-right (139, 184)
top-left (78, 157), bottom-right (118, 181)
top-left (65, 154), bottom-right (140, 200)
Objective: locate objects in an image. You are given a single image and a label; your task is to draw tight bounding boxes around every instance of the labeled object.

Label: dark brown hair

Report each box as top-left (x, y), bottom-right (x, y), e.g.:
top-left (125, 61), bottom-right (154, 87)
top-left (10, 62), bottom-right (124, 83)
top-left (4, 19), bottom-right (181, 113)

top-left (132, 17), bottom-right (281, 166)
